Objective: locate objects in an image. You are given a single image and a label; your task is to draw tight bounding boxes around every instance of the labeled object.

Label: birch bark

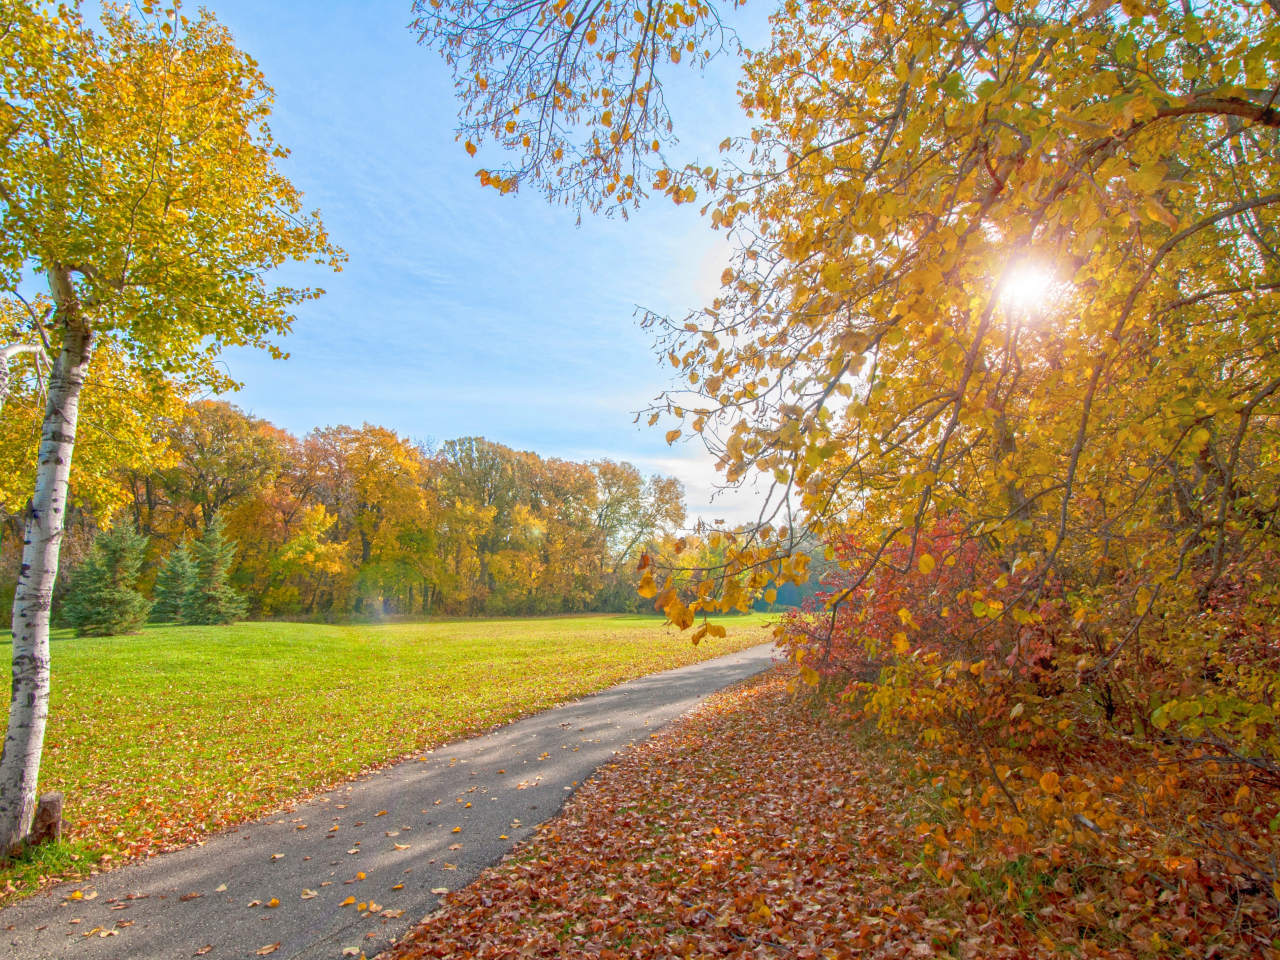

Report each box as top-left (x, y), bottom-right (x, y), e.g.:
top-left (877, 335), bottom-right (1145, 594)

top-left (0, 344), bottom-right (46, 417)
top-left (0, 268), bottom-right (93, 851)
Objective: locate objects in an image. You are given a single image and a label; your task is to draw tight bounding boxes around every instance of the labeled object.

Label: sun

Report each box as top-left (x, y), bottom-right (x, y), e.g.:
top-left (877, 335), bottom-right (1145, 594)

top-left (1001, 264), bottom-right (1055, 307)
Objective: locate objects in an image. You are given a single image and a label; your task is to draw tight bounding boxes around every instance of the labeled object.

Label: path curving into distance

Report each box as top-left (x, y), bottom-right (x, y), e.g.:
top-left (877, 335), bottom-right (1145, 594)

top-left (0, 642), bottom-right (778, 960)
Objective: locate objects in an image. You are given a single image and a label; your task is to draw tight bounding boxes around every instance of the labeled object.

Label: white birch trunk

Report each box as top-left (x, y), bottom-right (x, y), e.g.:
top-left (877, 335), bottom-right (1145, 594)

top-left (0, 269), bottom-right (93, 851)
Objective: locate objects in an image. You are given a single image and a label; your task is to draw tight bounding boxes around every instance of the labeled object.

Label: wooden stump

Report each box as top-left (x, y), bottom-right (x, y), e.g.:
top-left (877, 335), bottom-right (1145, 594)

top-left (29, 791), bottom-right (64, 845)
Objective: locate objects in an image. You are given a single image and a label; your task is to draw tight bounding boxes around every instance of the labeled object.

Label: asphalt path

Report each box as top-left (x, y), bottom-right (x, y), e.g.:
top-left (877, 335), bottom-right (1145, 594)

top-left (0, 641), bottom-right (777, 960)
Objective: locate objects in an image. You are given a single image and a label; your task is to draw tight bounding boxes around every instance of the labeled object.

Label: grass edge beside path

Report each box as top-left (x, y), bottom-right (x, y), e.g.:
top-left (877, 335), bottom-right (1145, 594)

top-left (0, 614), bottom-right (773, 904)
top-left (384, 669), bottom-right (1279, 960)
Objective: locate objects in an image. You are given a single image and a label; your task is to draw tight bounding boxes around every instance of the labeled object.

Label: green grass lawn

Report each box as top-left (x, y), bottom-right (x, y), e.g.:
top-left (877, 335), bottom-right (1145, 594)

top-left (0, 614), bottom-right (773, 896)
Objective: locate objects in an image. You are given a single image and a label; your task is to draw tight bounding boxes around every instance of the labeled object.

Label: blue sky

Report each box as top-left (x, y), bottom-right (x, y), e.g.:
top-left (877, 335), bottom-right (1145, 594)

top-left (199, 0), bottom-right (772, 524)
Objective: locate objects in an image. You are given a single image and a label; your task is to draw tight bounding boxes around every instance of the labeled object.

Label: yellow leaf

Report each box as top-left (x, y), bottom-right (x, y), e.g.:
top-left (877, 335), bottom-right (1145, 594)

top-left (392, 884), bottom-right (404, 891)
top-left (356, 872), bottom-right (366, 880)
top-left (266, 898), bottom-right (279, 908)
top-left (664, 596), bottom-right (695, 630)
top-left (340, 896), bottom-right (356, 907)
top-left (356, 902), bottom-right (367, 912)
top-left (452, 826), bottom-right (461, 833)
top-left (665, 429), bottom-right (682, 444)
top-left (918, 553), bottom-right (935, 574)
top-left (1039, 771), bottom-right (1060, 795)
top-left (256, 946), bottom-right (281, 957)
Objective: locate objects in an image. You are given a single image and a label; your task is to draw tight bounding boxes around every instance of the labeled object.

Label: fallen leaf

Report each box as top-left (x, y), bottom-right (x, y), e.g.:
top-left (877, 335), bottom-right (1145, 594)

top-left (69, 891), bottom-right (83, 901)
top-left (394, 843), bottom-right (410, 850)
top-left (449, 843), bottom-right (462, 850)
top-left (452, 827), bottom-right (461, 833)
top-left (83, 891), bottom-right (98, 901)
top-left (194, 946), bottom-right (213, 956)
top-left (499, 834), bottom-right (508, 840)
top-left (256, 945), bottom-right (281, 956)
top-left (340, 896), bottom-right (356, 907)
top-left (385, 831), bottom-right (399, 837)
top-left (375, 810), bottom-right (388, 817)
top-left (271, 853), bottom-right (284, 860)
top-left (179, 892), bottom-right (202, 901)
top-left (431, 887), bottom-right (449, 895)
top-left (356, 872), bottom-right (366, 880)
top-left (391, 883), bottom-right (404, 890)
top-left (247, 900), bottom-right (262, 908)
top-left (214, 884), bottom-right (227, 893)
top-left (368, 902), bottom-right (382, 912)
top-left (347, 848), bottom-right (359, 855)
top-left (380, 909), bottom-right (404, 918)
top-left (266, 898), bottom-right (279, 908)
top-left (443, 863), bottom-right (457, 870)
top-left (342, 950), bottom-right (359, 958)
top-left (98, 929), bottom-right (118, 937)
top-left (357, 902), bottom-right (368, 911)
top-left (301, 889), bottom-right (317, 899)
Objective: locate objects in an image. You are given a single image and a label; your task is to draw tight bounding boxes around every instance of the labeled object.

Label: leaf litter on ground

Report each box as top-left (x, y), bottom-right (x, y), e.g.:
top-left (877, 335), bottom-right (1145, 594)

top-left (382, 670), bottom-right (1279, 960)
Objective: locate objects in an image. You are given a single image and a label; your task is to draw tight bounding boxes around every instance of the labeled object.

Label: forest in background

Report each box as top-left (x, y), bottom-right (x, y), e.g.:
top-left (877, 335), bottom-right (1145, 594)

top-left (0, 369), bottom-right (688, 621)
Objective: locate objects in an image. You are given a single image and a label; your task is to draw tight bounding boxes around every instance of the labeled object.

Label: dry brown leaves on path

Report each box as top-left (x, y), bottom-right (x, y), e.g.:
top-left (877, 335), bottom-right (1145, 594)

top-left (382, 670), bottom-right (1279, 960)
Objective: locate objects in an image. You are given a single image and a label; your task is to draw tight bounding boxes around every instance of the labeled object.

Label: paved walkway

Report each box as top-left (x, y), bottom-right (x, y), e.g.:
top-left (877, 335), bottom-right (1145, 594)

top-left (0, 642), bottom-right (778, 960)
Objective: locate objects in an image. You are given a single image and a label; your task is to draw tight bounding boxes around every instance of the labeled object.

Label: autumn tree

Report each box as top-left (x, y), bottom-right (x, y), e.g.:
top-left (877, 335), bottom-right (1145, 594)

top-left (126, 401), bottom-right (286, 541)
top-left (422, 0), bottom-right (1280, 884)
top-left (0, 301), bottom-right (180, 534)
top-left (592, 460), bottom-right (686, 572)
top-left (0, 2), bottom-right (340, 849)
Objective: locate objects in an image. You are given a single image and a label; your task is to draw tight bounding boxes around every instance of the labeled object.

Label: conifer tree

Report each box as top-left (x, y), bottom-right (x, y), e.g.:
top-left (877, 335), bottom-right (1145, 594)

top-left (183, 516), bottom-right (247, 625)
top-left (61, 521), bottom-right (152, 637)
top-left (151, 543), bottom-right (196, 623)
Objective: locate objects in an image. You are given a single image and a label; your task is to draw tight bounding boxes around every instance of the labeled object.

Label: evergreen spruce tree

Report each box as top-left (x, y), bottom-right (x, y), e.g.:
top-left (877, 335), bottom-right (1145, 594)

top-left (151, 543), bottom-right (196, 623)
top-left (183, 516), bottom-right (248, 625)
top-left (61, 521), bottom-right (152, 637)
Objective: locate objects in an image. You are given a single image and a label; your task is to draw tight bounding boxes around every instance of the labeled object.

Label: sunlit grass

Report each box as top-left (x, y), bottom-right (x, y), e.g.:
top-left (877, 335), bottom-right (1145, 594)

top-left (0, 613), bottom-right (773, 898)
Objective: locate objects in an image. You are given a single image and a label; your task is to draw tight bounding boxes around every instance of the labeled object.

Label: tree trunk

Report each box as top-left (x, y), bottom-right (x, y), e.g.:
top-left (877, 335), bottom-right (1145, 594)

top-left (0, 291), bottom-right (93, 852)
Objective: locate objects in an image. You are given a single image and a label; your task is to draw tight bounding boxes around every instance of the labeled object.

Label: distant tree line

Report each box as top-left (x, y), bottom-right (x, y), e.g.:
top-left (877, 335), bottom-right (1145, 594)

top-left (0, 399), bottom-right (686, 624)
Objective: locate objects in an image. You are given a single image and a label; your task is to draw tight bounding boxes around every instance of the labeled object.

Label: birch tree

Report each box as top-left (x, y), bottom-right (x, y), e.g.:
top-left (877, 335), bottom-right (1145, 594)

top-left (0, 1), bottom-right (341, 850)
